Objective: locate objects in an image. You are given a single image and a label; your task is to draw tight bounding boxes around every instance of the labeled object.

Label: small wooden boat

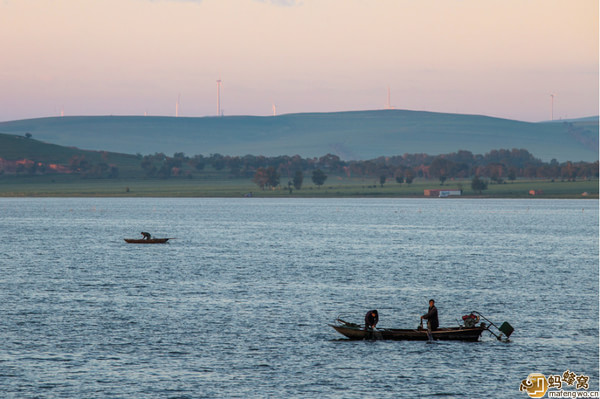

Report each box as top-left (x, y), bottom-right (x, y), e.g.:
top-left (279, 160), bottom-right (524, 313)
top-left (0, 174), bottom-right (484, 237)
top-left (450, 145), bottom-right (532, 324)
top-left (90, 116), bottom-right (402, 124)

top-left (331, 311), bottom-right (514, 342)
top-left (124, 238), bottom-right (170, 244)
top-left (331, 322), bottom-right (486, 341)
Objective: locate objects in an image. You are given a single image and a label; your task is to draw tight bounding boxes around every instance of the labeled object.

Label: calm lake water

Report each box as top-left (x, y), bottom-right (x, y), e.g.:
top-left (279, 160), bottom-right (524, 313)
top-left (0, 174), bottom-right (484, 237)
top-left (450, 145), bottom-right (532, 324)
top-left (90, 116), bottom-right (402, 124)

top-left (0, 198), bottom-right (598, 398)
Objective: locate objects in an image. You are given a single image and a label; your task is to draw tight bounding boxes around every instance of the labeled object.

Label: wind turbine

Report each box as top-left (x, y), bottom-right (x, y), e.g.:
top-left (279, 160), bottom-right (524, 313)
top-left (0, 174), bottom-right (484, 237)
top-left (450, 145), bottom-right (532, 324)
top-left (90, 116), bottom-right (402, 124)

top-left (550, 93), bottom-right (556, 121)
top-left (386, 85), bottom-right (394, 110)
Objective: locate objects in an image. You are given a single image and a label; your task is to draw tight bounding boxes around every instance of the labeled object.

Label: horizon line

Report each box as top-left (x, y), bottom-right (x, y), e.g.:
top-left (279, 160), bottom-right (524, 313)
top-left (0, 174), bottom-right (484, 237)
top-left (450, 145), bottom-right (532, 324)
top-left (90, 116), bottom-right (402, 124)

top-left (1, 108), bottom-right (598, 124)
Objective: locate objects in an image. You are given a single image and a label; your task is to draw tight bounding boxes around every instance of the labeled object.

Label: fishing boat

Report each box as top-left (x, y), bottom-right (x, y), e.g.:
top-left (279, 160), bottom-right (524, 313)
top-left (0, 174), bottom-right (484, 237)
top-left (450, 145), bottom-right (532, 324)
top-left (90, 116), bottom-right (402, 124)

top-left (331, 312), bottom-right (513, 342)
top-left (124, 238), bottom-right (170, 244)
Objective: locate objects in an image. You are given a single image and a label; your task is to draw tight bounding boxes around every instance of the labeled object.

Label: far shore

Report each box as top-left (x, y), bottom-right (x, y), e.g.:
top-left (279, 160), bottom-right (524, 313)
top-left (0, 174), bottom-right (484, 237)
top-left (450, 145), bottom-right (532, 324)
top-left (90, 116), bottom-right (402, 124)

top-left (0, 176), bottom-right (597, 199)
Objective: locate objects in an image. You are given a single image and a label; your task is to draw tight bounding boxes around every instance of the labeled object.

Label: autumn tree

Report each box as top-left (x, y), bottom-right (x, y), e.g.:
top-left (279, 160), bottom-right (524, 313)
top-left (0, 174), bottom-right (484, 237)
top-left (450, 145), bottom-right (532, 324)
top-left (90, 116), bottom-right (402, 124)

top-left (429, 157), bottom-right (451, 185)
top-left (253, 168), bottom-right (268, 189)
top-left (253, 166), bottom-right (280, 189)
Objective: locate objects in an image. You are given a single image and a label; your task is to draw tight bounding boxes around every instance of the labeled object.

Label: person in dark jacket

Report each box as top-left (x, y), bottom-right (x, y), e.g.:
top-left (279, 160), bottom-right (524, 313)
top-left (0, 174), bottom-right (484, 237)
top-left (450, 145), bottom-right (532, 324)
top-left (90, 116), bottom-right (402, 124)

top-left (365, 310), bottom-right (379, 330)
top-left (141, 232), bottom-right (152, 240)
top-left (421, 299), bottom-right (439, 332)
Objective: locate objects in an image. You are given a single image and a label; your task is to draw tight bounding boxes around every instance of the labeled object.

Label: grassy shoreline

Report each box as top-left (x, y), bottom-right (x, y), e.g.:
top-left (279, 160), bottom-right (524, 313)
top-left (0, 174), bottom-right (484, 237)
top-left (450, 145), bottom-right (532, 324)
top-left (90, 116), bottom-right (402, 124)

top-left (0, 176), bottom-right (597, 199)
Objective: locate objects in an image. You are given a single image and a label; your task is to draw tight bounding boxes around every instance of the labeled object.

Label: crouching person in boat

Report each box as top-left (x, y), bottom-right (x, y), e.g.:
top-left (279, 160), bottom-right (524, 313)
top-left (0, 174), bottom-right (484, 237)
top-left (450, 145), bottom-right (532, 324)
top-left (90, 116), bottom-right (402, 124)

top-left (364, 310), bottom-right (379, 330)
top-left (141, 232), bottom-right (152, 240)
top-left (421, 299), bottom-right (439, 333)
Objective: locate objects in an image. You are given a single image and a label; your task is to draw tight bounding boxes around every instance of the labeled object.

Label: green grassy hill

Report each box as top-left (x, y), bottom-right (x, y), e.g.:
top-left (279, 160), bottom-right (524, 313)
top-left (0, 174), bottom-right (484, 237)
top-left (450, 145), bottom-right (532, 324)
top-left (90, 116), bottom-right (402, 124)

top-left (0, 133), bottom-right (142, 176)
top-left (0, 110), bottom-right (597, 162)
top-left (0, 133), bottom-right (83, 162)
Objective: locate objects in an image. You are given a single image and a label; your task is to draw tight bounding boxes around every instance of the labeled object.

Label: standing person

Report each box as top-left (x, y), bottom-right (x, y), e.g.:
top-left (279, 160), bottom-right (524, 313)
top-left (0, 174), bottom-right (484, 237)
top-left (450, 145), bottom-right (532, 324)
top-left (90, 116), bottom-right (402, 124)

top-left (364, 310), bottom-right (379, 330)
top-left (421, 299), bottom-right (439, 333)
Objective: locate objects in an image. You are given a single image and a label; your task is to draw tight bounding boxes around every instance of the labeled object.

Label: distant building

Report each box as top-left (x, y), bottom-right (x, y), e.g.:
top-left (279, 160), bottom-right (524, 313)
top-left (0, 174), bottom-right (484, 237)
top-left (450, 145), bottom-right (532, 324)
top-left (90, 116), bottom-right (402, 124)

top-left (424, 189), bottom-right (462, 197)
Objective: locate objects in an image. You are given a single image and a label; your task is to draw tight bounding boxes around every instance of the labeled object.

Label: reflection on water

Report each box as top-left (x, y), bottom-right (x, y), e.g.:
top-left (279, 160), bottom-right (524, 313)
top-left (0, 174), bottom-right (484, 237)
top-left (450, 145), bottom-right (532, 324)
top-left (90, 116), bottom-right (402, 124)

top-left (0, 198), bottom-right (598, 397)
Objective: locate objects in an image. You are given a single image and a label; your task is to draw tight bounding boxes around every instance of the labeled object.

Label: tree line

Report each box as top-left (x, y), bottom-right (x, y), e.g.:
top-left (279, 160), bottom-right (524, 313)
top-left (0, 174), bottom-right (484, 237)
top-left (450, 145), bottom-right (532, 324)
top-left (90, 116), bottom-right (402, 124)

top-left (0, 153), bottom-right (119, 178)
top-left (137, 148), bottom-right (598, 188)
top-left (4, 148), bottom-right (597, 186)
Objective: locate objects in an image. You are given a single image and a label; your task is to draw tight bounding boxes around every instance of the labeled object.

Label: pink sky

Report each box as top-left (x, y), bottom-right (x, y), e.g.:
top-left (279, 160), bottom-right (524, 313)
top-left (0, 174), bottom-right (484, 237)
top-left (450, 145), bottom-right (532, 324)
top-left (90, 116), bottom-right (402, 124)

top-left (0, 0), bottom-right (597, 122)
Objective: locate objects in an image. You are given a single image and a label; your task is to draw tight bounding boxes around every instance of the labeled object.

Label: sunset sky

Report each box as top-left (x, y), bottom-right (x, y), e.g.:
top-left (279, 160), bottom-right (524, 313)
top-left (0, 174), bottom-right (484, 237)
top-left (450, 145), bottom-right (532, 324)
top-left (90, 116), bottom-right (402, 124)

top-left (1, 0), bottom-right (597, 122)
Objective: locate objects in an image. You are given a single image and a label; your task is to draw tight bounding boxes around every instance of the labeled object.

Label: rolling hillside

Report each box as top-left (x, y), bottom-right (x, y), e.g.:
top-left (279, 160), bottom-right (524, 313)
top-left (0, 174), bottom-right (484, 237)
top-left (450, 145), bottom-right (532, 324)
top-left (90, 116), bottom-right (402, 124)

top-left (0, 110), bottom-right (597, 161)
top-left (0, 132), bottom-right (142, 176)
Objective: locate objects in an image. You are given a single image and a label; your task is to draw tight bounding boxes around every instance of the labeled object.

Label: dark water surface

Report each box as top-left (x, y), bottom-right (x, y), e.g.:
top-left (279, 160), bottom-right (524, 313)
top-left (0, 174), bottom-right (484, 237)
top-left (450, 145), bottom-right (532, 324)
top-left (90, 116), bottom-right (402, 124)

top-left (0, 198), bottom-right (598, 398)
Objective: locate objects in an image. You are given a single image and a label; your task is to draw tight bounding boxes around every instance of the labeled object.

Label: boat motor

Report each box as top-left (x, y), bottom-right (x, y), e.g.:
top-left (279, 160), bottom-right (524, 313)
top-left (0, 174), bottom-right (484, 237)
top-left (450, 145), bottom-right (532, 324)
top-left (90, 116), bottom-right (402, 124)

top-left (470, 311), bottom-right (514, 341)
top-left (462, 313), bottom-right (480, 328)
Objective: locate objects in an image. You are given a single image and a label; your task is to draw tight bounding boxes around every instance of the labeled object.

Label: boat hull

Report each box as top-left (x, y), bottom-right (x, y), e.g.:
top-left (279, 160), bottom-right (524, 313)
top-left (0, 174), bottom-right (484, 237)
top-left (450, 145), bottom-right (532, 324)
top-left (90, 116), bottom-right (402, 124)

top-left (331, 324), bottom-right (485, 341)
top-left (124, 238), bottom-right (170, 244)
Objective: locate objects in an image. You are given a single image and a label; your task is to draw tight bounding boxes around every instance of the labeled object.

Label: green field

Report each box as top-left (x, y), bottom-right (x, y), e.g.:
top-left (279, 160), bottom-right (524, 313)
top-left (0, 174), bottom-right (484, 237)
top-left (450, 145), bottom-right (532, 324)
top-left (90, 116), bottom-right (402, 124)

top-left (0, 174), bottom-right (596, 198)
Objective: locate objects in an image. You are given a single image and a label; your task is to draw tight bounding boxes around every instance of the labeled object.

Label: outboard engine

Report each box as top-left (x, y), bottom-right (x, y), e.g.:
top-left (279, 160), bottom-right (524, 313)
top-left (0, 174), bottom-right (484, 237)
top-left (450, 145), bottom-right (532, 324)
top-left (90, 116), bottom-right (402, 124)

top-left (468, 311), bottom-right (514, 341)
top-left (462, 313), bottom-right (480, 328)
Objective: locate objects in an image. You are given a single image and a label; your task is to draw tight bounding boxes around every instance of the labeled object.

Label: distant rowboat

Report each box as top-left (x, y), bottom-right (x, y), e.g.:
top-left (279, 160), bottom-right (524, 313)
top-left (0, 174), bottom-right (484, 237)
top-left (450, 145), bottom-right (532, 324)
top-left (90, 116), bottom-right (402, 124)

top-left (124, 238), bottom-right (170, 244)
